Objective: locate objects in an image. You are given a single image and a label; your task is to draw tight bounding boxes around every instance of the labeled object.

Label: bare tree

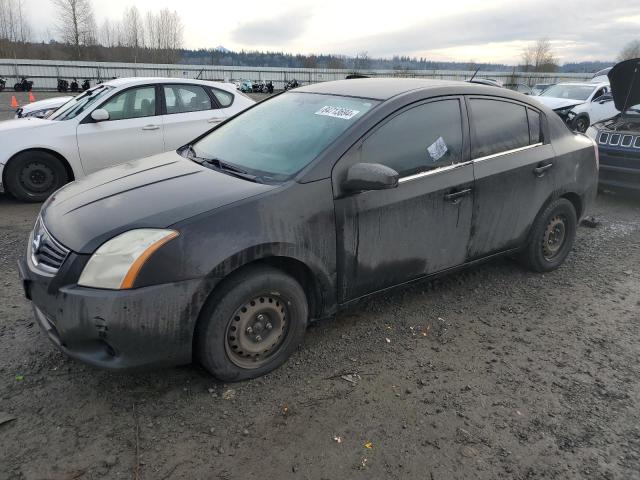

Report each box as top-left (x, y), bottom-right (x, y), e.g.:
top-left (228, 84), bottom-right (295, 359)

top-left (0, 0), bottom-right (32, 57)
top-left (144, 8), bottom-right (183, 63)
top-left (521, 39), bottom-right (557, 73)
top-left (51, 0), bottom-right (95, 59)
top-left (618, 40), bottom-right (640, 62)
top-left (99, 19), bottom-right (118, 48)
top-left (121, 5), bottom-right (144, 61)
top-left (354, 51), bottom-right (370, 70)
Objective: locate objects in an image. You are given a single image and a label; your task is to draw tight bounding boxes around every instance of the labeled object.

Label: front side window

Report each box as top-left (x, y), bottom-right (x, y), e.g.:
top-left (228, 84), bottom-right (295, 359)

top-left (360, 99), bottom-right (464, 177)
top-left (470, 99), bottom-right (529, 158)
top-left (192, 93), bottom-right (378, 181)
top-left (102, 86), bottom-right (157, 120)
top-left (164, 84), bottom-right (212, 114)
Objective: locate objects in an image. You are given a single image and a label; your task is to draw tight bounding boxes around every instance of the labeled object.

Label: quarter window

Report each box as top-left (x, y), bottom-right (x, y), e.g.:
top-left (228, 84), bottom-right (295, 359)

top-left (470, 99), bottom-right (529, 158)
top-left (164, 84), bottom-right (212, 114)
top-left (210, 88), bottom-right (234, 107)
top-left (527, 108), bottom-right (543, 144)
top-left (101, 86), bottom-right (157, 120)
top-left (360, 99), bottom-right (464, 177)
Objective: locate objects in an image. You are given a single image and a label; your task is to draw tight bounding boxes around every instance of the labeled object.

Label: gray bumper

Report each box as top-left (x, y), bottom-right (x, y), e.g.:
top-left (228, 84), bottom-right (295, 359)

top-left (19, 257), bottom-right (212, 370)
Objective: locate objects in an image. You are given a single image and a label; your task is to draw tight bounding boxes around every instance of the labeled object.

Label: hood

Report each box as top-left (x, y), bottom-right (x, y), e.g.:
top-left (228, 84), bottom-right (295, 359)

top-left (533, 96), bottom-right (583, 111)
top-left (0, 118), bottom-right (56, 132)
top-left (20, 96), bottom-right (72, 113)
top-left (608, 58), bottom-right (640, 112)
top-left (41, 151), bottom-right (277, 253)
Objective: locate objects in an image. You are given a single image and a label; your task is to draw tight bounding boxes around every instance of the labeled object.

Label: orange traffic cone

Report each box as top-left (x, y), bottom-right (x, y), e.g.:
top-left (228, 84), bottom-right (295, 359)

top-left (28, 91), bottom-right (35, 102)
top-left (10, 95), bottom-right (18, 109)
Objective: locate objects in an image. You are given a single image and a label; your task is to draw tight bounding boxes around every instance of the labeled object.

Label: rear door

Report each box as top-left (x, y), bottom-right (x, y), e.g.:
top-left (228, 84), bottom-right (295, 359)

top-left (76, 85), bottom-right (164, 174)
top-left (333, 97), bottom-right (474, 301)
top-left (161, 84), bottom-right (227, 150)
top-left (467, 97), bottom-right (556, 258)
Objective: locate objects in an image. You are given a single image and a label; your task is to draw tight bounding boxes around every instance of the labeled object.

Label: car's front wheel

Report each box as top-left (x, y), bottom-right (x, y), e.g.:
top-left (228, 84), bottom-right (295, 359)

top-left (520, 198), bottom-right (577, 272)
top-left (5, 151), bottom-right (69, 202)
top-left (195, 265), bottom-right (308, 382)
top-left (573, 114), bottom-right (590, 133)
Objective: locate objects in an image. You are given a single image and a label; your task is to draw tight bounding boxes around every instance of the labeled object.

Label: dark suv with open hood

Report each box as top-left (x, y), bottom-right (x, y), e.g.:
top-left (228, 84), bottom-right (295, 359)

top-left (587, 58), bottom-right (640, 192)
top-left (19, 79), bottom-right (598, 381)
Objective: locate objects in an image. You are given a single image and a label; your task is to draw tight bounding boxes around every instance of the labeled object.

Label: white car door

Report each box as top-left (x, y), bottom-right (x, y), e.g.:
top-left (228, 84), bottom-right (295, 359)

top-left (161, 84), bottom-right (228, 151)
top-left (76, 85), bottom-right (165, 175)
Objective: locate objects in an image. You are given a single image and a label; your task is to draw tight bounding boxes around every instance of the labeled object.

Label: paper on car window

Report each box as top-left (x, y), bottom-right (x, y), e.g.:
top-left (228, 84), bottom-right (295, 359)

top-left (315, 106), bottom-right (360, 120)
top-left (427, 137), bottom-right (448, 162)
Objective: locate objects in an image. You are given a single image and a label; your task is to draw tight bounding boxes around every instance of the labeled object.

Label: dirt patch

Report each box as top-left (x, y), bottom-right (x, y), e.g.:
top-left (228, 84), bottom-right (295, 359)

top-left (0, 192), bottom-right (639, 479)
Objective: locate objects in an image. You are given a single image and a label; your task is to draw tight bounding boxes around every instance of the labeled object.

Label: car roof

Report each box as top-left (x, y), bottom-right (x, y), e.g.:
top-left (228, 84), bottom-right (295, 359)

top-left (296, 78), bottom-right (467, 100)
top-left (102, 77), bottom-right (237, 92)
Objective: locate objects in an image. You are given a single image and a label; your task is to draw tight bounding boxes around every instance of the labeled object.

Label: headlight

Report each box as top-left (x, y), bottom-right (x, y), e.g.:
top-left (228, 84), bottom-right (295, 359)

top-left (78, 229), bottom-right (179, 289)
top-left (24, 108), bottom-right (54, 118)
top-left (586, 126), bottom-right (598, 140)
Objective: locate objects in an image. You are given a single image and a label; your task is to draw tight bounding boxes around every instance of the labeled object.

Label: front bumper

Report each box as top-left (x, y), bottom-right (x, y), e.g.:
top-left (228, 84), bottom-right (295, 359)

top-left (18, 256), bottom-right (211, 370)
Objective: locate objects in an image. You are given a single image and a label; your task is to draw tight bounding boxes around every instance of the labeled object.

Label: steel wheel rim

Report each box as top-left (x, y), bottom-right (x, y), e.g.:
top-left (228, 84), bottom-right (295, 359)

top-left (542, 214), bottom-right (567, 260)
top-left (224, 295), bottom-right (289, 369)
top-left (20, 161), bottom-right (55, 193)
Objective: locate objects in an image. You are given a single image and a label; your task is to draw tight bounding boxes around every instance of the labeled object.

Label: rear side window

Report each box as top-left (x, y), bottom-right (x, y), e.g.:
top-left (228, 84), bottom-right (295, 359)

top-left (360, 99), bottom-right (464, 177)
top-left (528, 108), bottom-right (543, 144)
top-left (164, 84), bottom-right (212, 114)
top-left (470, 99), bottom-right (529, 158)
top-left (210, 88), bottom-right (234, 107)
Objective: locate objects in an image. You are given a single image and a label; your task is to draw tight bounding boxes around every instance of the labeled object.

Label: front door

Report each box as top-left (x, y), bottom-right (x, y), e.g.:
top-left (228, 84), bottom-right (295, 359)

top-left (76, 85), bottom-right (164, 175)
top-left (467, 97), bottom-right (557, 258)
top-left (334, 98), bottom-right (474, 302)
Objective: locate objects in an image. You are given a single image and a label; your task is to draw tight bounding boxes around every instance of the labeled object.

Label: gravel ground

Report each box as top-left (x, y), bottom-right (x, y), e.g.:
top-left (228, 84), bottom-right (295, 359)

top-left (1, 90), bottom-right (640, 479)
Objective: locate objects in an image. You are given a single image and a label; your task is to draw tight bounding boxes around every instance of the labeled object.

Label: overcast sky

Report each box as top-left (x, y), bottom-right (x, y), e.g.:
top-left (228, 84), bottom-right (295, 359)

top-left (28, 0), bottom-right (640, 64)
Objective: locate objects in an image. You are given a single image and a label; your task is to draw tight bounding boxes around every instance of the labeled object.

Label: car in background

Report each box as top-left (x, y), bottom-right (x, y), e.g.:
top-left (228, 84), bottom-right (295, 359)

top-left (239, 80), bottom-right (253, 93)
top-left (19, 78), bottom-right (598, 381)
top-left (586, 58), bottom-right (640, 192)
top-left (14, 96), bottom-right (73, 119)
top-left (591, 67), bottom-right (612, 84)
top-left (531, 83), bottom-right (554, 95)
top-left (534, 82), bottom-right (618, 132)
top-left (0, 77), bottom-right (254, 202)
top-left (504, 83), bottom-right (533, 95)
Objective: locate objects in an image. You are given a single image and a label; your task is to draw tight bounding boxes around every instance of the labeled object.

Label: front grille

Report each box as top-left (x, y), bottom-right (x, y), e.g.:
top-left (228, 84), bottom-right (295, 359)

top-left (30, 216), bottom-right (69, 273)
top-left (599, 131), bottom-right (640, 148)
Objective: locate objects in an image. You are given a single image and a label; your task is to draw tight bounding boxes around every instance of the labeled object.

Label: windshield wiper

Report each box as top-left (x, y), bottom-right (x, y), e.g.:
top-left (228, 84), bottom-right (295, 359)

top-left (180, 144), bottom-right (261, 182)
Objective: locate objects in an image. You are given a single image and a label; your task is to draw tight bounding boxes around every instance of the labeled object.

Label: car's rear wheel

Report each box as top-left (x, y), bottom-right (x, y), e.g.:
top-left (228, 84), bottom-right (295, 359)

top-left (195, 265), bottom-right (308, 381)
top-left (520, 198), bottom-right (577, 272)
top-left (5, 151), bottom-right (69, 202)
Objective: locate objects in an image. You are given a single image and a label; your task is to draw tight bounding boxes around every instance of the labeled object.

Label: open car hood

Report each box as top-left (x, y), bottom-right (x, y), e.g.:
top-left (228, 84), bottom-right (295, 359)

top-left (608, 58), bottom-right (640, 112)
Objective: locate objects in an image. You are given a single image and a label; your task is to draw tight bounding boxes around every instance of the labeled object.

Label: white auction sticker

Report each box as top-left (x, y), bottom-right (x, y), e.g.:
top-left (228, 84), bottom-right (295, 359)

top-left (315, 106), bottom-right (360, 120)
top-left (427, 136), bottom-right (448, 162)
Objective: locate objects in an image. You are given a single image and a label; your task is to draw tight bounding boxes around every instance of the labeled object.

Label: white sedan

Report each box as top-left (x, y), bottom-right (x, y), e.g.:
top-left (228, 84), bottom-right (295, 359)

top-left (0, 77), bottom-right (255, 201)
top-left (533, 82), bottom-right (618, 132)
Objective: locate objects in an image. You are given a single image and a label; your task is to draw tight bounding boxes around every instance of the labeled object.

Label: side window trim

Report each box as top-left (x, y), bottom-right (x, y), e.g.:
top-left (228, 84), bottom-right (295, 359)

top-left (466, 95), bottom-right (544, 160)
top-left (398, 160), bottom-right (473, 183)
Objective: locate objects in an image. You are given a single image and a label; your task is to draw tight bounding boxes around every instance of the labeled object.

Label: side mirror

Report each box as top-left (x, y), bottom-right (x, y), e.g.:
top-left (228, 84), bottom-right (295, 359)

top-left (91, 108), bottom-right (109, 122)
top-left (342, 162), bottom-right (399, 193)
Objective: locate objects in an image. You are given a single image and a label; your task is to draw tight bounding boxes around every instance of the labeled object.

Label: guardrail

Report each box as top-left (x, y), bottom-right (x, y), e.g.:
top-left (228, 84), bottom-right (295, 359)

top-left (0, 58), bottom-right (593, 91)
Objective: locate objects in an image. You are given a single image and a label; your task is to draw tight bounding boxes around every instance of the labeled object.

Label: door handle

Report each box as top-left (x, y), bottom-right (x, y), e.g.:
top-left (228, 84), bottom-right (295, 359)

top-left (444, 188), bottom-right (472, 203)
top-left (533, 163), bottom-right (553, 177)
top-left (142, 125), bottom-right (160, 131)
top-left (208, 118), bottom-right (224, 123)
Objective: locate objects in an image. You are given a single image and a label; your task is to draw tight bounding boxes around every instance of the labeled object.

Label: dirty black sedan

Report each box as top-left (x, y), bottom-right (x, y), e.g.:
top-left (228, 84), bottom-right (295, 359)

top-left (19, 79), bottom-right (598, 381)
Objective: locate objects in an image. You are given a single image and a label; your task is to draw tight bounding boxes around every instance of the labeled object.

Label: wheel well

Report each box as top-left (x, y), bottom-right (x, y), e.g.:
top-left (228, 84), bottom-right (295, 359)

top-left (4, 148), bottom-right (75, 186)
top-left (561, 192), bottom-right (582, 219)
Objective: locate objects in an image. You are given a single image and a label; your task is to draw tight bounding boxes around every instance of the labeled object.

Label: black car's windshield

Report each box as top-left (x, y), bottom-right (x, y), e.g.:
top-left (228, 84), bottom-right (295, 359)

top-left (540, 84), bottom-right (596, 101)
top-left (192, 92), bottom-right (378, 181)
top-left (49, 85), bottom-right (114, 121)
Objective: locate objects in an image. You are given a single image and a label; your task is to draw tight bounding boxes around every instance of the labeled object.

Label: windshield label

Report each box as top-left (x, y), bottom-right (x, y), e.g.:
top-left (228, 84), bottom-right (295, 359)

top-left (427, 137), bottom-right (448, 162)
top-left (315, 106), bottom-right (360, 120)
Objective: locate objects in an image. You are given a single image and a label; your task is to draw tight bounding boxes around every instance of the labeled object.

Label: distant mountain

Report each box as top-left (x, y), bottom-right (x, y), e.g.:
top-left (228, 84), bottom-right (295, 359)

top-left (214, 45), bottom-right (231, 53)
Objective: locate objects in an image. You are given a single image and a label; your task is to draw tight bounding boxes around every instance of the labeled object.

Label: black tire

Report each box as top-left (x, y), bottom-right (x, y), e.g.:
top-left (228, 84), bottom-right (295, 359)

top-left (5, 151), bottom-right (69, 203)
top-left (520, 198), bottom-right (577, 272)
top-left (195, 265), bottom-right (308, 382)
top-left (573, 114), bottom-right (590, 133)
